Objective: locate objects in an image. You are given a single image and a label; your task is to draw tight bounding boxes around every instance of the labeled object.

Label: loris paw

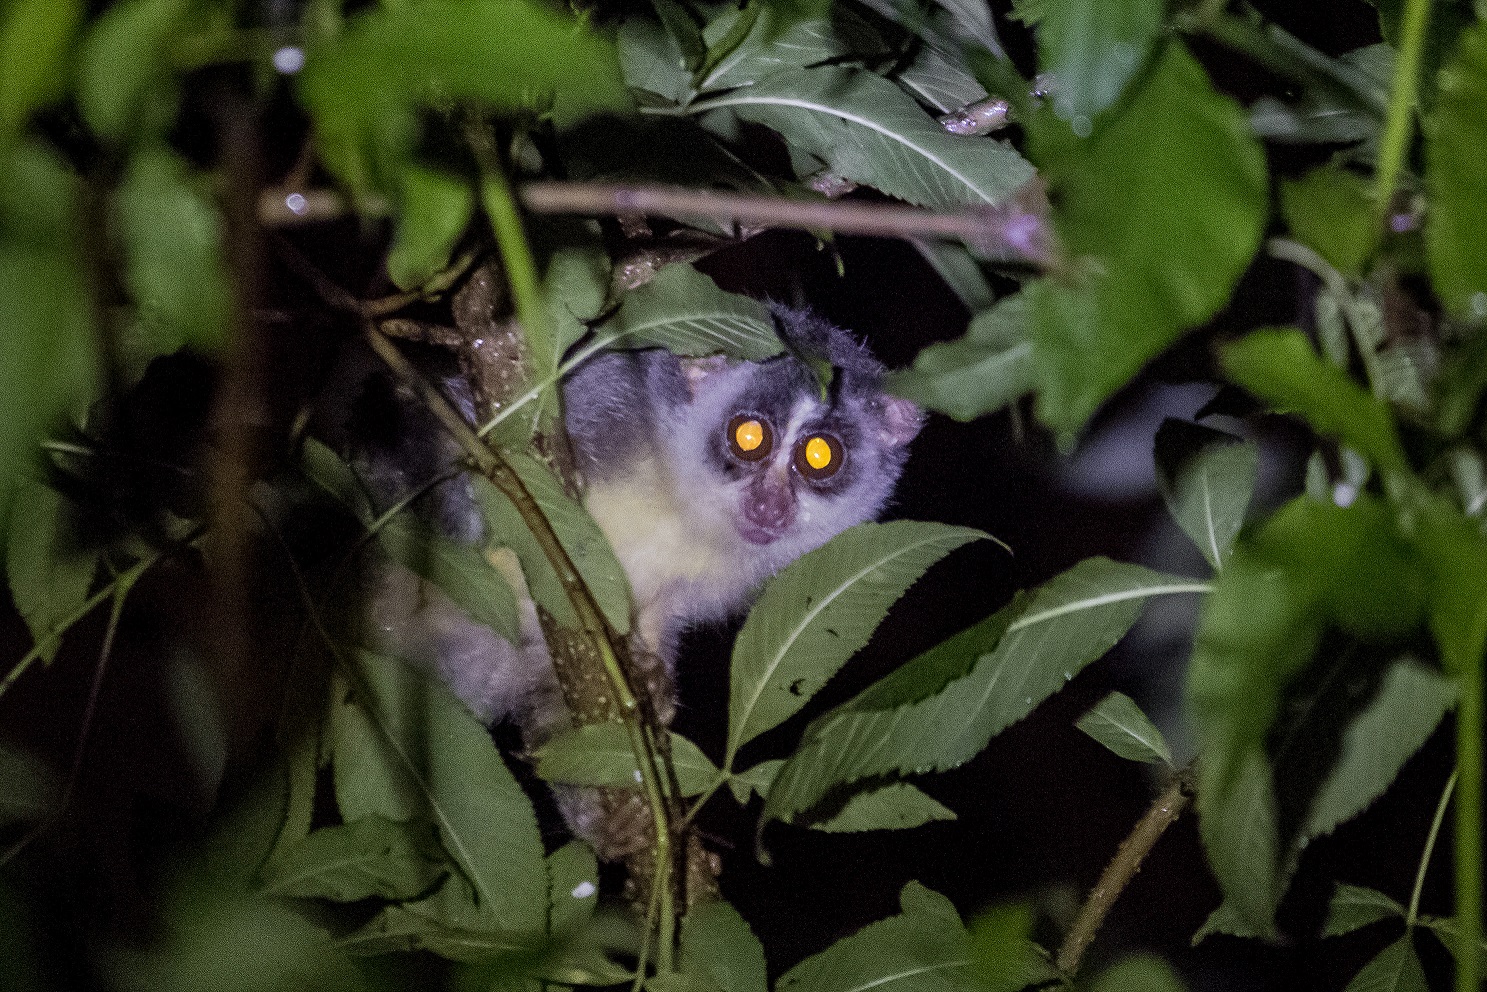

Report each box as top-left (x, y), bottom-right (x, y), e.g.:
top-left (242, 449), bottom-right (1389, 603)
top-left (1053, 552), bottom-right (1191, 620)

top-left (629, 642), bottom-right (677, 726)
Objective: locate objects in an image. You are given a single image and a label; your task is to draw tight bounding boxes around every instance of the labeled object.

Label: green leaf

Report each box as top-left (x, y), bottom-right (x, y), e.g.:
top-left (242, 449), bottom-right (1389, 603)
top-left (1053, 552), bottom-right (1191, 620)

top-left (1027, 42), bottom-right (1266, 438)
top-left (260, 816), bottom-right (447, 902)
top-left (808, 782), bottom-right (956, 833)
top-left (1089, 954), bottom-right (1188, 992)
top-left (1341, 936), bottom-right (1427, 992)
top-left (0, 0), bottom-right (82, 152)
top-left (115, 146), bottom-right (231, 353)
top-left (654, 0), bottom-right (707, 71)
top-left (885, 293), bottom-right (1032, 421)
top-left (726, 521), bottom-right (986, 760)
top-left (697, 2), bottom-right (856, 94)
top-left (600, 264), bottom-right (782, 360)
top-left (472, 450), bottom-right (631, 635)
top-left (0, 140), bottom-right (78, 249)
top-left (689, 66), bottom-right (1036, 210)
top-left (1281, 165), bottom-right (1378, 278)
top-left (1427, 23), bottom-right (1487, 321)
top-left (535, 723), bottom-right (720, 797)
top-left (897, 45), bottom-right (988, 114)
top-left (6, 478), bottom-right (97, 664)
top-left (331, 651), bottom-right (547, 936)
top-left (376, 513), bottom-right (523, 646)
top-left (386, 165), bottom-right (475, 291)
top-left (75, 0), bottom-right (190, 146)
top-left (545, 238), bottom-right (612, 360)
top-left (342, 873), bottom-right (536, 962)
top-left (778, 882), bottom-right (983, 992)
top-left (0, 744), bottom-right (58, 827)
top-left (1035, 0), bottom-right (1164, 123)
top-left (680, 901), bottom-right (768, 992)
top-left (1324, 884), bottom-right (1403, 937)
top-left (965, 903), bottom-right (1057, 991)
top-left (1076, 691), bottom-right (1172, 766)
top-left (764, 558), bottom-right (1201, 826)
top-left (1419, 915), bottom-right (1487, 958)
top-left (299, 0), bottom-right (631, 197)
top-left (1221, 329), bottom-right (1408, 476)
top-left (1416, 487), bottom-right (1487, 679)
top-left (1153, 419), bottom-right (1258, 572)
top-left (546, 841), bottom-right (598, 937)
top-left (618, 15), bottom-right (694, 105)
top-left (728, 759), bottom-right (784, 804)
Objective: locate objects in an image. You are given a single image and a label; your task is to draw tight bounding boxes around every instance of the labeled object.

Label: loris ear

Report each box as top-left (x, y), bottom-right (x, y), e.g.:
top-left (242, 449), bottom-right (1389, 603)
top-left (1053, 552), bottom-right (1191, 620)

top-left (679, 355), bottom-right (733, 399)
top-left (878, 395), bottom-right (925, 448)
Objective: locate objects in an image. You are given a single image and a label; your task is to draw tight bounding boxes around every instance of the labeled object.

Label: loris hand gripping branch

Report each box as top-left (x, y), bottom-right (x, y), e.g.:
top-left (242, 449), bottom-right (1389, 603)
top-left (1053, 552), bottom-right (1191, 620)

top-left (353, 306), bottom-right (921, 856)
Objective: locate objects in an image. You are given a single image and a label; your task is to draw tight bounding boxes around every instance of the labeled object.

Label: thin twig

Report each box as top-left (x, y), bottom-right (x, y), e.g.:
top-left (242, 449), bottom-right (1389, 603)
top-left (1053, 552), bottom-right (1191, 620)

top-left (1408, 769), bottom-right (1457, 928)
top-left (1055, 765), bottom-right (1195, 977)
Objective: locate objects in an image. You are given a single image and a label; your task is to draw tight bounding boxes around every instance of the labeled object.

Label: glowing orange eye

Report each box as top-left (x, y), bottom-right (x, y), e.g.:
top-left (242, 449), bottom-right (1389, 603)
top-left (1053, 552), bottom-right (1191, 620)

top-left (728, 415), bottom-right (773, 461)
top-left (794, 434), bottom-right (842, 480)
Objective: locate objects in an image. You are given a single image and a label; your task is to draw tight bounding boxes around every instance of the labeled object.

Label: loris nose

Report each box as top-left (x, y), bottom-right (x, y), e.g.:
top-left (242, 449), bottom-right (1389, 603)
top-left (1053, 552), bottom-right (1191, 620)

top-left (741, 473), bottom-right (795, 538)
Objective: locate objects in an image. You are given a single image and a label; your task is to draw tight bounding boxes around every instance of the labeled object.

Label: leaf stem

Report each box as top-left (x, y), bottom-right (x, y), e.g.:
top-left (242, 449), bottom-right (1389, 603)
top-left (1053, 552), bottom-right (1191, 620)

top-left (474, 152), bottom-right (556, 372)
top-left (1055, 765), bottom-right (1194, 977)
top-left (1373, 0), bottom-right (1432, 219)
top-left (1408, 769), bottom-right (1456, 928)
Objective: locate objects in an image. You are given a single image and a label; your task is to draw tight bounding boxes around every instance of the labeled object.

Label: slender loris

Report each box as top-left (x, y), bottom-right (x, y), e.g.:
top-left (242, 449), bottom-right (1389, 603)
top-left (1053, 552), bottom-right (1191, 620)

top-left (351, 305), bottom-right (921, 854)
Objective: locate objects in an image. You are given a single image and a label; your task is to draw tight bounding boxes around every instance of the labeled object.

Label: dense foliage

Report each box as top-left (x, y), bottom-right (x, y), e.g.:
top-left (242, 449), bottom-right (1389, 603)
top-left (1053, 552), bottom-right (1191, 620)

top-left (2, 0), bottom-right (1486, 990)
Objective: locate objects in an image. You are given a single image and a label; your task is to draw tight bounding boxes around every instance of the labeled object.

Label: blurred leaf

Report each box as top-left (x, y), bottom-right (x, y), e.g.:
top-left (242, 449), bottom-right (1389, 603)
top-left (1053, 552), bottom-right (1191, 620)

top-left (1418, 915), bottom-right (1487, 958)
top-left (547, 841), bottom-right (598, 937)
top-left (727, 521), bottom-right (986, 760)
top-left (1324, 884), bottom-right (1403, 937)
top-left (116, 146), bottom-right (230, 353)
top-left (1222, 328), bottom-right (1408, 476)
top-left (0, 0), bottom-right (81, 153)
top-left (1341, 936), bottom-right (1427, 992)
top-left (260, 816), bottom-right (447, 902)
top-left (1153, 419), bottom-right (1258, 572)
top-left (76, 0), bottom-right (190, 146)
top-left (1076, 691), bottom-right (1172, 766)
top-left (0, 141), bottom-right (79, 247)
top-left (1374, 0), bottom-right (1475, 106)
top-left (472, 450), bottom-right (631, 635)
top-left (535, 723), bottom-right (721, 796)
top-left (966, 903), bottom-right (1056, 991)
top-left (599, 263), bottom-right (782, 360)
top-left (1027, 42), bottom-right (1266, 438)
top-left (654, 0), bottom-right (707, 71)
top-left (1035, 0), bottom-right (1164, 123)
top-left (0, 883), bottom-right (43, 992)
top-left (545, 239), bottom-right (611, 359)
top-left (0, 243), bottom-right (97, 499)
top-left (299, 0), bottom-right (631, 197)
top-left (1281, 165), bottom-right (1377, 278)
top-left (765, 558), bottom-right (1199, 826)
top-left (728, 759), bottom-right (784, 804)
top-left (342, 873), bottom-right (535, 962)
top-left (618, 15), bottom-right (694, 104)
top-left (885, 293), bottom-right (1032, 421)
top-left (1089, 954), bottom-right (1188, 992)
top-left (332, 650), bottom-right (547, 936)
top-left (808, 782), bottom-right (955, 832)
top-left (6, 477), bottom-right (98, 663)
top-left (692, 66), bottom-right (1035, 210)
top-left (910, 240), bottom-right (995, 312)
top-left (0, 744), bottom-right (58, 827)
top-left (377, 513), bottom-right (523, 645)
top-left (680, 901), bottom-right (768, 992)
top-left (387, 165), bottom-right (475, 291)
top-left (1426, 24), bottom-right (1487, 321)
top-left (1414, 495), bottom-right (1487, 678)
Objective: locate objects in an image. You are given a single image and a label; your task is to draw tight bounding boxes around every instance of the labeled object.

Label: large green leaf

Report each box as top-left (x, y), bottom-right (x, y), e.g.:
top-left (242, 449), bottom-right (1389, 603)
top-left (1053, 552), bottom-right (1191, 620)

top-left (1089, 955), bottom-right (1188, 992)
top-left (115, 146), bottom-right (230, 353)
top-left (1324, 884), bottom-right (1403, 937)
top-left (547, 841), bottom-right (598, 938)
top-left (1027, 42), bottom-right (1266, 438)
top-left (299, 0), bottom-right (631, 197)
top-left (260, 816), bottom-right (447, 902)
top-left (534, 723), bottom-right (721, 796)
top-left (1341, 937), bottom-right (1427, 992)
top-left (5, 478), bottom-right (98, 664)
top-left (0, 0), bottom-right (81, 153)
top-left (680, 901), bottom-right (768, 992)
top-left (1281, 164), bottom-right (1377, 279)
top-left (778, 883), bottom-right (980, 992)
top-left (75, 0), bottom-right (190, 146)
top-left (1076, 691), bottom-right (1172, 766)
top-left (1153, 419), bottom-right (1258, 572)
top-left (597, 263), bottom-right (782, 360)
top-left (472, 450), bottom-right (631, 635)
top-left (386, 165), bottom-right (475, 292)
top-left (763, 557), bottom-right (1202, 825)
top-left (331, 651), bottom-right (547, 936)
top-left (687, 66), bottom-right (1035, 210)
top-left (726, 521), bottom-right (986, 761)
top-left (897, 45), bottom-right (988, 114)
top-left (1034, 0), bottom-right (1164, 123)
top-left (376, 514), bottom-right (524, 646)
top-left (808, 782), bottom-right (956, 833)
top-left (1421, 24), bottom-right (1481, 318)
top-left (1221, 329), bottom-right (1408, 476)
top-left (885, 293), bottom-right (1032, 422)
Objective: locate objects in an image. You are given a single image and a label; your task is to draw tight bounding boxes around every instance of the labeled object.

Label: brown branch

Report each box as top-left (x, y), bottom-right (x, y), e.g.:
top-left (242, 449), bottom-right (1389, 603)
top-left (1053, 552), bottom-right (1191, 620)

top-left (1055, 765), bottom-right (1195, 977)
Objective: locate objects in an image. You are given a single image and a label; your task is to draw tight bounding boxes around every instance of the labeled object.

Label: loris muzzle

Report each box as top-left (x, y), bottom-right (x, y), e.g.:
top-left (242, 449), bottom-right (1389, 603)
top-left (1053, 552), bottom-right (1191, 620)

top-left (355, 305), bottom-right (921, 854)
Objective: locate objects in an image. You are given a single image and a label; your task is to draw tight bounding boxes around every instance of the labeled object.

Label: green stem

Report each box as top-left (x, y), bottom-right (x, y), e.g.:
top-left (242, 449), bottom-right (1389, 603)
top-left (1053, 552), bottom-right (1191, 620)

top-left (475, 157), bottom-right (556, 372)
top-left (1408, 769), bottom-right (1456, 927)
top-left (1456, 668), bottom-right (1482, 992)
top-left (1373, 0), bottom-right (1432, 219)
